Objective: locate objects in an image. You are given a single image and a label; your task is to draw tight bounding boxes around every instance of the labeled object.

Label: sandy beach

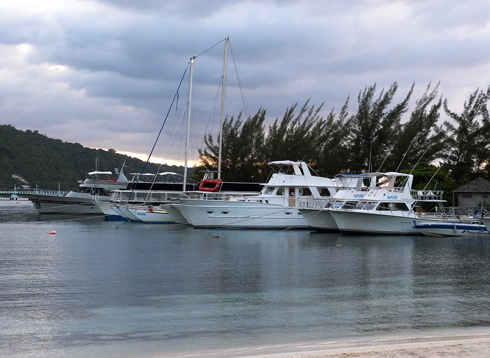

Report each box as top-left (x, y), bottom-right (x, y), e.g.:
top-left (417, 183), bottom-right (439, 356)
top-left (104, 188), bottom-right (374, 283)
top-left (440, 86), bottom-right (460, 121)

top-left (234, 331), bottom-right (490, 358)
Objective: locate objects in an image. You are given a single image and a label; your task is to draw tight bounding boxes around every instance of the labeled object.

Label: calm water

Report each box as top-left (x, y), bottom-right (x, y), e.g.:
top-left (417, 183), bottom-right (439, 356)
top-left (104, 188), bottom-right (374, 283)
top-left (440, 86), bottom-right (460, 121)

top-left (1, 199), bottom-right (490, 357)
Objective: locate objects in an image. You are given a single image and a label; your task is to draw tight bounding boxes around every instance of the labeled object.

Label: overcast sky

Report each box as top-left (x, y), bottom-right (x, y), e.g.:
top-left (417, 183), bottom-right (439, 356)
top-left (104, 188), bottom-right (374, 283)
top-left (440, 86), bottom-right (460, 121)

top-left (2, 0), bottom-right (490, 167)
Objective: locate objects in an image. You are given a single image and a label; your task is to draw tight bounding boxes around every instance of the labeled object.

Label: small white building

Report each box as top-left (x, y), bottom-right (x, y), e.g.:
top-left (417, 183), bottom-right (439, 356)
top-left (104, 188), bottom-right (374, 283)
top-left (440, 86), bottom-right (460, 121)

top-left (452, 177), bottom-right (490, 207)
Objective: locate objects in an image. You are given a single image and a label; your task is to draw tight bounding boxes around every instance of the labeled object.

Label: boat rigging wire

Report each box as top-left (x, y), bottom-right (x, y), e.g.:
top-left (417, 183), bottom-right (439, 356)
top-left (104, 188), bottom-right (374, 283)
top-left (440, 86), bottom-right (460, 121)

top-left (229, 42), bottom-right (250, 118)
top-left (129, 65), bottom-right (189, 201)
top-left (395, 137), bottom-right (416, 172)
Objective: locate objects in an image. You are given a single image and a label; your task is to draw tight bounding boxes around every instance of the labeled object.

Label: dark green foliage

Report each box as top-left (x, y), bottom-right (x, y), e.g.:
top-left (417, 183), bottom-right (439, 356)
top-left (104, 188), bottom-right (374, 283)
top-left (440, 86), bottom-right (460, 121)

top-left (264, 100), bottom-right (325, 164)
top-left (386, 83), bottom-right (446, 171)
top-left (443, 86), bottom-right (490, 186)
top-left (347, 82), bottom-right (412, 172)
top-left (402, 162), bottom-right (456, 206)
top-left (196, 109), bottom-right (267, 182)
top-left (316, 98), bottom-right (353, 177)
top-left (0, 125), bottom-right (186, 190)
top-left (195, 81), bottom-right (490, 191)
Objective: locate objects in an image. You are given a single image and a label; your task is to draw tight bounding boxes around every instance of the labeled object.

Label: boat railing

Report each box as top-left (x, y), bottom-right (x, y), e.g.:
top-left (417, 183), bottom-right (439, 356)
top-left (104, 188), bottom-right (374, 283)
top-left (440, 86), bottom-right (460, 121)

top-left (111, 190), bottom-right (181, 203)
top-left (180, 192), bottom-right (255, 201)
top-left (297, 198), bottom-right (330, 210)
top-left (416, 206), bottom-right (489, 220)
top-left (370, 186), bottom-right (406, 193)
top-left (411, 190), bottom-right (444, 202)
top-left (416, 212), bottom-right (461, 222)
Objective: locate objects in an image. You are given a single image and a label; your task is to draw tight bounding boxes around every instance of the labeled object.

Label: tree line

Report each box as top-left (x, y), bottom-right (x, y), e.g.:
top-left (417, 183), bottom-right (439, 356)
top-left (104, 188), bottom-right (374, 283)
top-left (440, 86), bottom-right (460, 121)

top-left (196, 82), bottom-right (490, 203)
top-left (0, 125), bottom-right (187, 191)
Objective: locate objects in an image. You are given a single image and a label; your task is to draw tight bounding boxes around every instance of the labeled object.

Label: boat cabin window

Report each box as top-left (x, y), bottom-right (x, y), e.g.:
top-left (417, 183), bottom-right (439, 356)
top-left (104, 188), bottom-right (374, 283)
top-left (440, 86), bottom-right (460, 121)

top-left (327, 201), bottom-right (343, 209)
top-left (376, 202), bottom-right (410, 211)
top-left (276, 188), bottom-right (284, 196)
top-left (289, 188), bottom-right (295, 197)
top-left (81, 187), bottom-right (110, 196)
top-left (357, 201), bottom-right (376, 210)
top-left (341, 201), bottom-right (358, 210)
top-left (318, 187), bottom-right (331, 196)
top-left (299, 187), bottom-right (312, 196)
top-left (355, 202), bottom-right (367, 210)
top-left (263, 187), bottom-right (274, 195)
top-left (364, 202), bottom-right (376, 210)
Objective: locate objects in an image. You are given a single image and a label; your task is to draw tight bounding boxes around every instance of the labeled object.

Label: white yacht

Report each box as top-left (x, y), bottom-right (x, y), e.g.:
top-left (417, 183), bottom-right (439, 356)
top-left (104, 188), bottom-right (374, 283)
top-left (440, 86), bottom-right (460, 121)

top-left (299, 174), bottom-right (376, 231)
top-left (327, 172), bottom-right (445, 235)
top-left (28, 168), bottom-right (129, 215)
top-left (174, 161), bottom-right (342, 229)
top-left (94, 172), bottom-right (188, 221)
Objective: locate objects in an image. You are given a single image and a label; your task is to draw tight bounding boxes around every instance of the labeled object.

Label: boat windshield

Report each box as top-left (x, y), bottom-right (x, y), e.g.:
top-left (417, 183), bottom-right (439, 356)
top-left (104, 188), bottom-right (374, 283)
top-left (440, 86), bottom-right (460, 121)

top-left (262, 187), bottom-right (274, 195)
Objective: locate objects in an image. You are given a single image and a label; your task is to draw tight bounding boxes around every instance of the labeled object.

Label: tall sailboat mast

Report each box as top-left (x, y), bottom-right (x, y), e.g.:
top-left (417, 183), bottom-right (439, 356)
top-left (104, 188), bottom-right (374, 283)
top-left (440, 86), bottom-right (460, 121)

top-left (183, 56), bottom-right (195, 192)
top-left (217, 37), bottom-right (229, 180)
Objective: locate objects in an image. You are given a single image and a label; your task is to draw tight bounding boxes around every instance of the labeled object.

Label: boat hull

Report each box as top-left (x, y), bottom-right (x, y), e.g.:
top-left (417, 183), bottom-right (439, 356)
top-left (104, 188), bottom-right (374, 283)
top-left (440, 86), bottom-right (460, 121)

top-left (299, 208), bottom-right (339, 232)
top-left (28, 193), bottom-right (109, 215)
top-left (162, 203), bottom-right (189, 224)
top-left (329, 210), bottom-right (420, 235)
top-left (94, 201), bottom-right (128, 221)
top-left (179, 199), bottom-right (308, 229)
top-left (129, 209), bottom-right (175, 224)
top-left (414, 221), bottom-right (490, 237)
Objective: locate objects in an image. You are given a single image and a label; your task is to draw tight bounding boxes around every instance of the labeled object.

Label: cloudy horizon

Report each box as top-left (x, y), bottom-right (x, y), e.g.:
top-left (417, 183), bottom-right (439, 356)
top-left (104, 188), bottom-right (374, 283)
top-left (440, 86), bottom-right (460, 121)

top-left (2, 0), bottom-right (490, 167)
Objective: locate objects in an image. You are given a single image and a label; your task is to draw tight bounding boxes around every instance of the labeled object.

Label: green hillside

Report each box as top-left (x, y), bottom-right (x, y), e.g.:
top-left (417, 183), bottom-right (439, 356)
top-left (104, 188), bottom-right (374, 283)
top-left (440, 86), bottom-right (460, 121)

top-left (0, 124), bottom-right (187, 191)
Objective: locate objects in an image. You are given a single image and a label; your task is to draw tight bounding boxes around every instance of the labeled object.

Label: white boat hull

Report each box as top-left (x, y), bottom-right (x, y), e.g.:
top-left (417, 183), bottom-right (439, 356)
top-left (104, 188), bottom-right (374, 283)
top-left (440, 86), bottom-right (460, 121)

top-left (162, 203), bottom-right (189, 224)
top-left (414, 221), bottom-right (490, 237)
top-left (299, 208), bottom-right (338, 231)
top-left (128, 208), bottom-right (174, 223)
top-left (179, 199), bottom-right (308, 229)
top-left (94, 201), bottom-right (128, 221)
top-left (28, 193), bottom-right (109, 215)
top-left (329, 210), bottom-right (419, 235)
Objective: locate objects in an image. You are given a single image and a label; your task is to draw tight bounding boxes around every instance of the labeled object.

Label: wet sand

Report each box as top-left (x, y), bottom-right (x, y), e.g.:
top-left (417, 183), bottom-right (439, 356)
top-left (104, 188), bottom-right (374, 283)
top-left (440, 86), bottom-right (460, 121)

top-left (236, 332), bottom-right (490, 358)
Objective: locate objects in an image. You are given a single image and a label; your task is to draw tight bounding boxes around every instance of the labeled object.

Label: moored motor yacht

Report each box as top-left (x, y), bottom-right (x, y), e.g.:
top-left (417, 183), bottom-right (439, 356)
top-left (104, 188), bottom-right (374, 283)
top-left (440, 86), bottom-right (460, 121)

top-left (28, 167), bottom-right (129, 215)
top-left (173, 161), bottom-right (346, 229)
top-left (299, 174), bottom-right (376, 232)
top-left (327, 172), bottom-right (446, 235)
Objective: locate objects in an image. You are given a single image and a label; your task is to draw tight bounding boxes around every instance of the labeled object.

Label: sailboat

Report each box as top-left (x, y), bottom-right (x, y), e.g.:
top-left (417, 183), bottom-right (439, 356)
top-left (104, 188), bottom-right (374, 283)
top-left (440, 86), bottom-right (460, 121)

top-left (94, 56), bottom-right (199, 222)
top-left (163, 37), bottom-right (263, 224)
